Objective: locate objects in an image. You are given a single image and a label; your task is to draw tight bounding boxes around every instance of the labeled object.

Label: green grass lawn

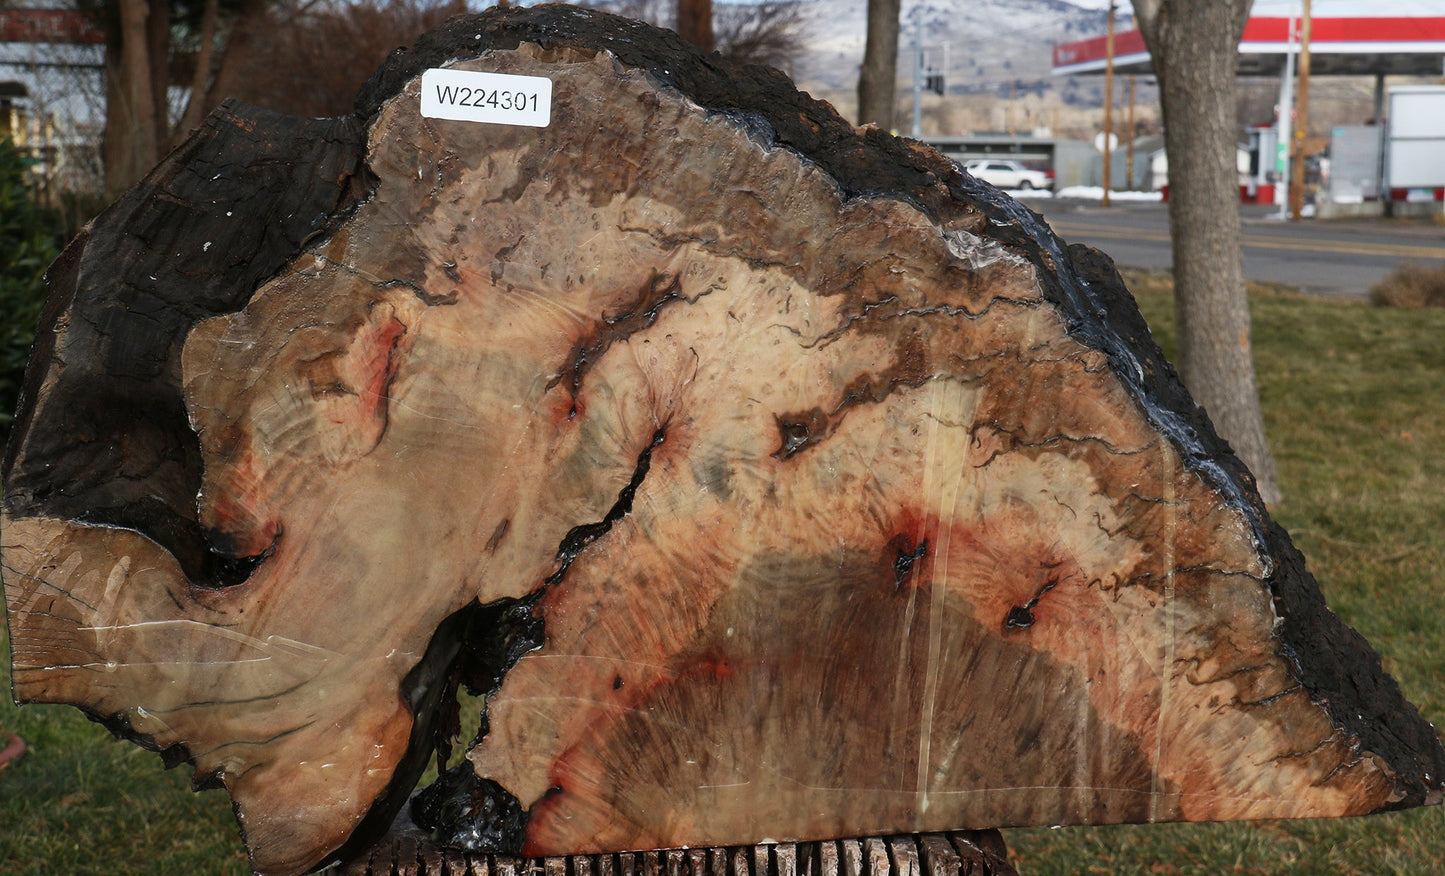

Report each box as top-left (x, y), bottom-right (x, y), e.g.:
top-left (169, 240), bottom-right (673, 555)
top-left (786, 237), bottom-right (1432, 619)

top-left (3, 275), bottom-right (1443, 874)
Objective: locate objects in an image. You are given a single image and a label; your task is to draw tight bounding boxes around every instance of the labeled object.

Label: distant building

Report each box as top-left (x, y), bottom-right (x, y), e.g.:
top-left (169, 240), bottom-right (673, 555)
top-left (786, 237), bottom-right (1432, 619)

top-left (922, 134), bottom-right (1095, 189)
top-left (0, 8), bottom-right (105, 196)
top-left (1052, 1), bottom-right (1445, 212)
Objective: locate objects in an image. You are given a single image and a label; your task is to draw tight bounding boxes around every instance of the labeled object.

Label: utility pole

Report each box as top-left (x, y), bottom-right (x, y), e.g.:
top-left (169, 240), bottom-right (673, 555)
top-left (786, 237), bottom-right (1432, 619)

top-left (1102, 0), bottom-right (1117, 207)
top-left (1007, 78), bottom-right (1016, 135)
top-left (1125, 74), bottom-right (1137, 190)
top-left (1289, 0), bottom-right (1313, 221)
top-left (1276, 13), bottom-right (1296, 219)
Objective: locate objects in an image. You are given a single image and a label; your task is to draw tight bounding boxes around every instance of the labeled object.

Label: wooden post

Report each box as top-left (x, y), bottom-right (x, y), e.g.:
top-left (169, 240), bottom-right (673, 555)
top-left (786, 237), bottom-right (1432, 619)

top-left (1102, 0), bottom-right (1116, 206)
top-left (1125, 74), bottom-right (1137, 190)
top-left (1289, 0), bottom-right (1313, 221)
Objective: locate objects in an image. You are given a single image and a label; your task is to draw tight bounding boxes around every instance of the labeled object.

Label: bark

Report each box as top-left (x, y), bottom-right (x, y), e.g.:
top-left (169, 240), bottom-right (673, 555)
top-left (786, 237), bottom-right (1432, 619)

top-left (856, 0), bottom-right (901, 128)
top-left (5, 7), bottom-right (1440, 875)
top-left (1133, 0), bottom-right (1281, 504)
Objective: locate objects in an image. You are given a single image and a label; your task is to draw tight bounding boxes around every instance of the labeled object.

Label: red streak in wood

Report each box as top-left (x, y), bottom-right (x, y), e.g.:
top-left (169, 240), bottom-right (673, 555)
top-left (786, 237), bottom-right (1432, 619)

top-left (204, 470), bottom-right (280, 560)
top-left (361, 316), bottom-right (406, 415)
top-left (562, 393), bottom-right (587, 423)
top-left (198, 440), bottom-right (283, 561)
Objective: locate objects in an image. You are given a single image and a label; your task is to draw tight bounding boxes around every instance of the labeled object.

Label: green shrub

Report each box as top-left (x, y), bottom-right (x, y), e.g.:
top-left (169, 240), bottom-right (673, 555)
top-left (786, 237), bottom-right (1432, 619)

top-left (0, 139), bottom-right (64, 446)
top-left (1369, 260), bottom-right (1445, 308)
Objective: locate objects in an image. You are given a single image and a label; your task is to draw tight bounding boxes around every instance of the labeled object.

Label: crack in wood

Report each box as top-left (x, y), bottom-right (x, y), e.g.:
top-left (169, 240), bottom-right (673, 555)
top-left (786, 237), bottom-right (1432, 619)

top-left (967, 421), bottom-right (1156, 469)
top-left (611, 225), bottom-right (796, 274)
top-left (1179, 660), bottom-right (1272, 687)
top-left (773, 346), bottom-right (941, 460)
top-left (404, 426), bottom-right (674, 857)
top-left (1236, 684), bottom-right (1304, 710)
top-left (412, 766), bottom-right (530, 855)
top-left (547, 274), bottom-right (695, 417)
top-left (1270, 731), bottom-right (1343, 762)
top-left (1002, 576), bottom-right (1061, 631)
top-left (546, 428), bottom-right (667, 587)
top-left (309, 253), bottom-right (459, 306)
top-left (892, 539), bottom-right (929, 588)
top-left (325, 596), bottom-right (545, 870)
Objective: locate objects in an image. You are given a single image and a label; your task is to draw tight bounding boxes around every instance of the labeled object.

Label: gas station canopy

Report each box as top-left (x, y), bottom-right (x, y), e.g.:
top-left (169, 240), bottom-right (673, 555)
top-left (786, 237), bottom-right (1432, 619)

top-left (1052, 1), bottom-right (1445, 78)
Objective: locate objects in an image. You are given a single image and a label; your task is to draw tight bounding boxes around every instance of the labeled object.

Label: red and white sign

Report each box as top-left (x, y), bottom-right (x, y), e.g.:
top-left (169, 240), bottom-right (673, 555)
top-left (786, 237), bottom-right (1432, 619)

top-left (0, 10), bottom-right (103, 46)
top-left (1053, 8), bottom-right (1445, 75)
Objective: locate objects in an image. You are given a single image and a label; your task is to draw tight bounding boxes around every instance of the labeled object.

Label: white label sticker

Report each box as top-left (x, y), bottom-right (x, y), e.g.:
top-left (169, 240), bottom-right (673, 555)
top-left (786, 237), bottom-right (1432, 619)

top-left (420, 68), bottom-right (553, 127)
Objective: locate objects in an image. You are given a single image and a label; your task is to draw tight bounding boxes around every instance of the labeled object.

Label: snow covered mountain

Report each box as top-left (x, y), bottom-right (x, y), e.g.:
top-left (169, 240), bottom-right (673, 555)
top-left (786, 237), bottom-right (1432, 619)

top-left (793, 0), bottom-right (1121, 104)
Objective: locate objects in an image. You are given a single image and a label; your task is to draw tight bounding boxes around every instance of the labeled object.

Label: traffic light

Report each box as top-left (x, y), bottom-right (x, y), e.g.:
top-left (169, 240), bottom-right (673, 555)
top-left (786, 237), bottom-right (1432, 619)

top-left (925, 70), bottom-right (945, 96)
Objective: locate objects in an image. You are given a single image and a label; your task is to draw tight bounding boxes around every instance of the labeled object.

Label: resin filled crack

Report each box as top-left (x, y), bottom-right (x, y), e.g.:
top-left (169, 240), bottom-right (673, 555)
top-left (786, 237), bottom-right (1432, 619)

top-left (406, 426), bottom-right (670, 854)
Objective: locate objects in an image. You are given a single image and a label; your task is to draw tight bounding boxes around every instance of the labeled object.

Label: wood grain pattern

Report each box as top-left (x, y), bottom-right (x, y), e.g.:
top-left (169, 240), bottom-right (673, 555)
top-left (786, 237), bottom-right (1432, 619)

top-left (2, 6), bottom-right (1441, 875)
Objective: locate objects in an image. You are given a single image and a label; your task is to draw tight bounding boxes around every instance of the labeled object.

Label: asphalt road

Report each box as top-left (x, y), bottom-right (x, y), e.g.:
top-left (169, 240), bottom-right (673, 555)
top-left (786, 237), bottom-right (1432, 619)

top-left (1026, 197), bottom-right (1445, 299)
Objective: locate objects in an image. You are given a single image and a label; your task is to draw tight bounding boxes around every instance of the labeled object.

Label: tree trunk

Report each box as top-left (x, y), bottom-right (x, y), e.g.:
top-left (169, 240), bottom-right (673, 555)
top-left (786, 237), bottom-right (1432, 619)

top-left (103, 0), bottom-right (162, 193)
top-left (857, 0), bottom-right (901, 128)
top-left (5, 7), bottom-right (1440, 875)
top-left (145, 0), bottom-right (170, 149)
top-left (201, 0), bottom-right (270, 115)
top-left (677, 0), bottom-right (713, 52)
top-left (1134, 0), bottom-right (1281, 504)
top-left (175, 0), bottom-right (222, 145)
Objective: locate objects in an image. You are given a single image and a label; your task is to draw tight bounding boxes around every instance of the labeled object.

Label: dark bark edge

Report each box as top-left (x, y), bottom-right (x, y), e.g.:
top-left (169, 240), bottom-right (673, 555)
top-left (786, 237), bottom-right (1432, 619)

top-left (1, 101), bottom-right (366, 583)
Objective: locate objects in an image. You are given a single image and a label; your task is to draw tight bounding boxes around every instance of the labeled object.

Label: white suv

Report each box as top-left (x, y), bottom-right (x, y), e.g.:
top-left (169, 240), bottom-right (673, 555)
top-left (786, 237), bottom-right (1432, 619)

top-left (965, 159), bottom-right (1053, 191)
